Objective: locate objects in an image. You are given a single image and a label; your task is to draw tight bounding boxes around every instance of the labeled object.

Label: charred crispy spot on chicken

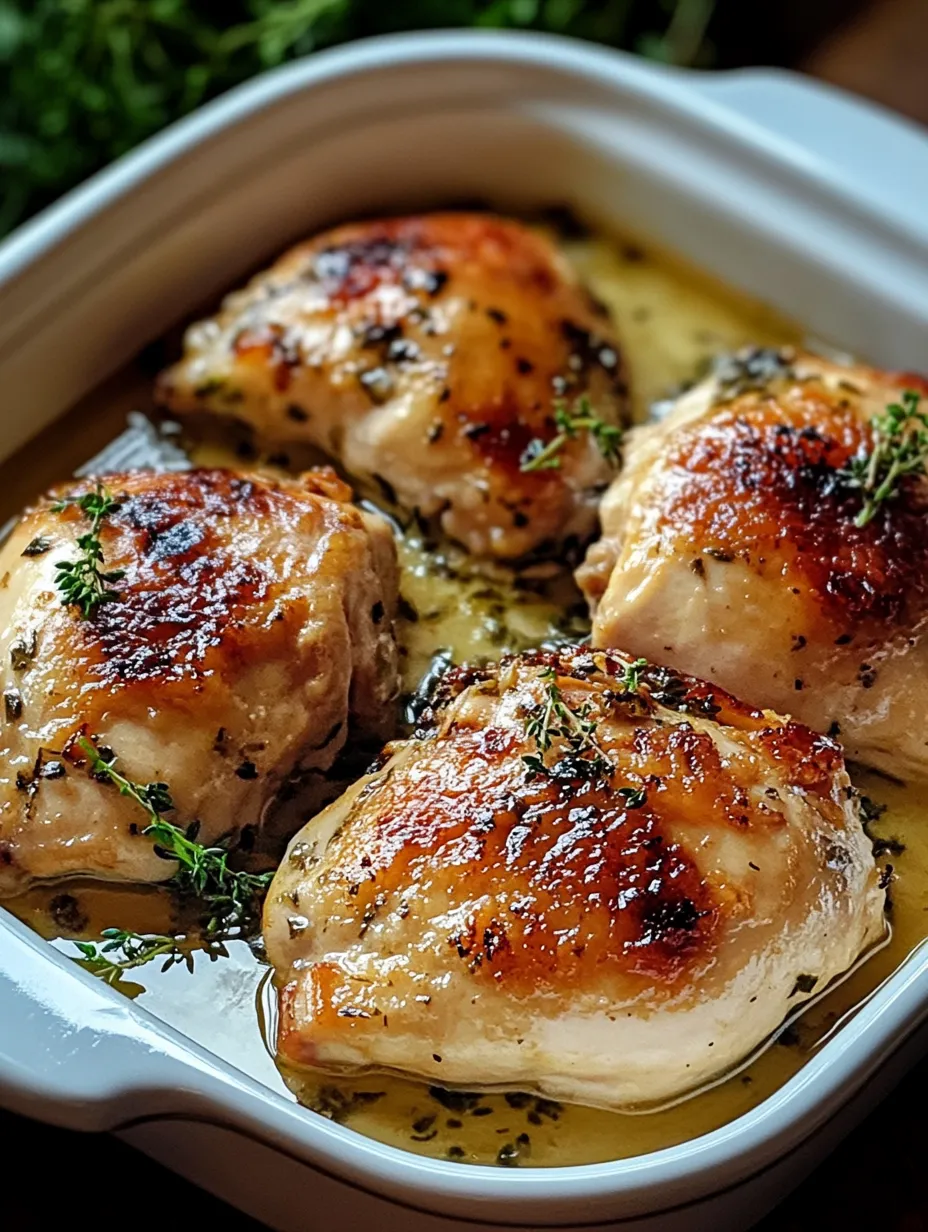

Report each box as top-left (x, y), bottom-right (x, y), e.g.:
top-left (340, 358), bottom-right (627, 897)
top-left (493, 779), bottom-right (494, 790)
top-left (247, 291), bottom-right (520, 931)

top-left (265, 646), bottom-right (883, 1111)
top-left (156, 213), bottom-right (628, 559)
top-left (0, 467), bottom-right (399, 892)
top-left (579, 347), bottom-right (928, 779)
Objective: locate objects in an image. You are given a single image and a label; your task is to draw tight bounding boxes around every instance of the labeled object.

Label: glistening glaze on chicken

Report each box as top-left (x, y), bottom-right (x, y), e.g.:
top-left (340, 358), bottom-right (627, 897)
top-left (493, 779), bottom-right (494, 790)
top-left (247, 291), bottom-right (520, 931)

top-left (0, 467), bottom-right (399, 892)
top-left (156, 213), bottom-right (628, 559)
top-left (265, 646), bottom-right (883, 1111)
top-left (579, 348), bottom-right (928, 779)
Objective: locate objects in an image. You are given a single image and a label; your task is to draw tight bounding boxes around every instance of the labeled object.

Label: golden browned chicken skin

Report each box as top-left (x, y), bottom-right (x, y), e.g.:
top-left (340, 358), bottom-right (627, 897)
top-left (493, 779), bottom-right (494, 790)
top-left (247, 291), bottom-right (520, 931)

top-left (579, 347), bottom-right (928, 779)
top-left (156, 213), bottom-right (628, 559)
top-left (265, 646), bottom-right (883, 1110)
top-left (0, 467), bottom-right (399, 893)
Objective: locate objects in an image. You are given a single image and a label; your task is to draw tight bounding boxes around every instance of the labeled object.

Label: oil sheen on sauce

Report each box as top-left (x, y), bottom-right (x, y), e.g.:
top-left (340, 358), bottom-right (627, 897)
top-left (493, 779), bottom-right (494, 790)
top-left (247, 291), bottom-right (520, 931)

top-left (0, 227), bottom-right (918, 1168)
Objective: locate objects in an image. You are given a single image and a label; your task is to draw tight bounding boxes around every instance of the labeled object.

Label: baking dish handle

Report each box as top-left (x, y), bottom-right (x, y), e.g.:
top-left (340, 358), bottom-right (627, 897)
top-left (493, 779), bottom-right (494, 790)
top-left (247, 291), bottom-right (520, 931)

top-left (690, 68), bottom-right (928, 242)
top-left (0, 916), bottom-right (229, 1131)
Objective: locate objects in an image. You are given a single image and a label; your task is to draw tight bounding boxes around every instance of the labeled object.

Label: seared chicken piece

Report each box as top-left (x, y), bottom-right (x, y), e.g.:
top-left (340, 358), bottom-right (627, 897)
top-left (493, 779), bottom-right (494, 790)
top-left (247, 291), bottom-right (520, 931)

top-left (156, 213), bottom-right (627, 559)
top-left (579, 348), bottom-right (928, 780)
top-left (0, 467), bottom-right (398, 894)
top-left (265, 646), bottom-right (883, 1110)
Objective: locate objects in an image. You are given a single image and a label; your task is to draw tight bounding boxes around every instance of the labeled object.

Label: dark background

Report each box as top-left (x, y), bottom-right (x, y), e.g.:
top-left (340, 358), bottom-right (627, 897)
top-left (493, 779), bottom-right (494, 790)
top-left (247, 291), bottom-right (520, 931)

top-left (3, 0), bottom-right (928, 1228)
top-left (5, 1048), bottom-right (928, 1230)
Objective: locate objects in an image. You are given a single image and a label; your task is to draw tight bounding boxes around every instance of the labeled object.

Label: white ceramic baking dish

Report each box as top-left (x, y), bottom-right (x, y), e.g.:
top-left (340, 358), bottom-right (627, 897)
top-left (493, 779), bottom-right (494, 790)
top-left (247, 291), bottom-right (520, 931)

top-left (2, 30), bottom-right (928, 1232)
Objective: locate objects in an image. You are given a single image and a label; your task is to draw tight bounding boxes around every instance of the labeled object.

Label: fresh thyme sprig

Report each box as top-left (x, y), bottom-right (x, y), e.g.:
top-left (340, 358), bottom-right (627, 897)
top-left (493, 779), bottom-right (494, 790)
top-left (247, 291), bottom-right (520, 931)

top-left (520, 661), bottom-right (651, 805)
top-left (74, 928), bottom-right (190, 987)
top-left (524, 668), bottom-right (608, 756)
top-left (79, 737), bottom-right (272, 938)
top-left (616, 657), bottom-right (648, 694)
top-left (842, 390), bottom-right (928, 528)
top-left (52, 480), bottom-right (125, 617)
top-left (522, 667), bottom-right (614, 782)
top-left (519, 397), bottom-right (623, 473)
top-left (147, 816), bottom-right (273, 938)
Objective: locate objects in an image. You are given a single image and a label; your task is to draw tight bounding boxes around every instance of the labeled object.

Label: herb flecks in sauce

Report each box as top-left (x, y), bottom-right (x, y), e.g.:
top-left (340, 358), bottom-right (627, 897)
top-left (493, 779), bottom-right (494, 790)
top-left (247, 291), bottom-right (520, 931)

top-left (53, 480), bottom-right (124, 616)
top-left (394, 529), bottom-right (589, 697)
top-left (841, 389), bottom-right (928, 528)
top-left (519, 396), bottom-right (622, 473)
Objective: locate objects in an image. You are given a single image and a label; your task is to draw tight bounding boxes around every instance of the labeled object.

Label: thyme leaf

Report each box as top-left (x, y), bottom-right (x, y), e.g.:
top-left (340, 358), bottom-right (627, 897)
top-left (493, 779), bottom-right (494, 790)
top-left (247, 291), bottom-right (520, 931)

top-left (74, 928), bottom-right (190, 987)
top-left (53, 480), bottom-right (125, 617)
top-left (616, 656), bottom-right (648, 693)
top-left (520, 662), bottom-right (651, 806)
top-left (79, 736), bottom-right (271, 938)
top-left (519, 397), bottom-right (623, 473)
top-left (521, 667), bottom-right (612, 782)
top-left (841, 389), bottom-right (928, 528)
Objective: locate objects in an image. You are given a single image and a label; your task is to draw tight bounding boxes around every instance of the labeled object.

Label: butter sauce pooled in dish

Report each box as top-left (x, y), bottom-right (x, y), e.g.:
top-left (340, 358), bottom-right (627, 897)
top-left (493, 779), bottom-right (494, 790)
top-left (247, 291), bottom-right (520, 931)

top-left (0, 211), bottom-right (916, 1169)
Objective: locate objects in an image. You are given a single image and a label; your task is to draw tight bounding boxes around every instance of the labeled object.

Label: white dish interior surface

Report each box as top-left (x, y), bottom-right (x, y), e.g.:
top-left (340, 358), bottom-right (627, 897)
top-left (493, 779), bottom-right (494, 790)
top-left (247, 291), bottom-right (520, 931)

top-left (3, 30), bottom-right (928, 1229)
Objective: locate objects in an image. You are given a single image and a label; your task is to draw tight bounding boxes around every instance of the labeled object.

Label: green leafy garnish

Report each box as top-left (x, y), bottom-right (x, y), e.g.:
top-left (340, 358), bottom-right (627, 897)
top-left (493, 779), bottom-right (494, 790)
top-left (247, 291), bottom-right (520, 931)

top-left (616, 657), bottom-right (648, 694)
top-left (520, 663), bottom-right (650, 805)
top-left (79, 737), bottom-right (272, 938)
top-left (519, 398), bottom-right (623, 473)
top-left (74, 928), bottom-right (190, 987)
top-left (842, 390), bottom-right (928, 528)
top-left (1, 3), bottom-right (716, 238)
top-left (521, 667), bottom-right (613, 783)
top-left (53, 481), bottom-right (124, 617)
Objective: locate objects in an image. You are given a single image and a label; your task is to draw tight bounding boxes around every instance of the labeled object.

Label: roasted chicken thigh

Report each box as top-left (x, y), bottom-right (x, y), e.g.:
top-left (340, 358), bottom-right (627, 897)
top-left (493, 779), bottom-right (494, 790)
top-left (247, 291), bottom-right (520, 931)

top-left (579, 348), bottom-right (928, 780)
top-left (265, 647), bottom-right (883, 1110)
top-left (156, 213), bottom-right (628, 559)
top-left (0, 467), bottom-right (398, 893)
